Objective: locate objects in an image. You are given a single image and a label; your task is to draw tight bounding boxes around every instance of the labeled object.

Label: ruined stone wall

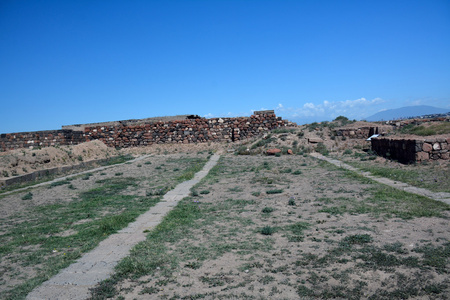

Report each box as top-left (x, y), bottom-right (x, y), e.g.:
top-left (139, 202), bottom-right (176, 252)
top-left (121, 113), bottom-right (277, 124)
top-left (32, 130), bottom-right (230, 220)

top-left (371, 137), bottom-right (450, 163)
top-left (0, 111), bottom-right (285, 151)
top-left (335, 127), bottom-right (375, 139)
top-left (0, 130), bottom-right (87, 151)
top-left (83, 113), bottom-right (283, 148)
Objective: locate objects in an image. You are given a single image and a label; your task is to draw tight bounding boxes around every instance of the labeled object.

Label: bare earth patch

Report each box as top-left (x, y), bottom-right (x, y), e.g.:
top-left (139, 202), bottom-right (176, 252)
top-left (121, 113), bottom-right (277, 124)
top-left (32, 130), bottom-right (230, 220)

top-left (100, 154), bottom-right (449, 299)
top-left (0, 152), bottom-right (211, 299)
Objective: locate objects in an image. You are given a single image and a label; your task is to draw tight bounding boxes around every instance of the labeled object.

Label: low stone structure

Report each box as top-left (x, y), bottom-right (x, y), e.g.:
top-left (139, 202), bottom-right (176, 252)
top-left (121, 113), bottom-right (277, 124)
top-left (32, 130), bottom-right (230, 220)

top-left (371, 137), bottom-right (450, 163)
top-left (335, 126), bottom-right (381, 139)
top-left (0, 111), bottom-right (287, 151)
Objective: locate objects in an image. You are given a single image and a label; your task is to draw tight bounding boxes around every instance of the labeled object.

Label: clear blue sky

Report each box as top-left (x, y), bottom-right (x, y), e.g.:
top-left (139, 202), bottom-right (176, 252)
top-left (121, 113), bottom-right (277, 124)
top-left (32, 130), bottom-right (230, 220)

top-left (1, 0), bottom-right (449, 133)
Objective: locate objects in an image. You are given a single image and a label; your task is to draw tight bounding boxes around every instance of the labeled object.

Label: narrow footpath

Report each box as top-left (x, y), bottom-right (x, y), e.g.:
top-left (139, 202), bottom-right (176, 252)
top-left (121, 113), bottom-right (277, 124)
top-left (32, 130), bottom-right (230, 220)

top-left (310, 153), bottom-right (450, 205)
top-left (26, 154), bottom-right (221, 300)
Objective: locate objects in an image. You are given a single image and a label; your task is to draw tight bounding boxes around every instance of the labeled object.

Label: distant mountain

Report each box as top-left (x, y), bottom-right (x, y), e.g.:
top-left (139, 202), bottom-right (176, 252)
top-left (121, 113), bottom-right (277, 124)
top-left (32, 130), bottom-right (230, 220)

top-left (365, 105), bottom-right (450, 122)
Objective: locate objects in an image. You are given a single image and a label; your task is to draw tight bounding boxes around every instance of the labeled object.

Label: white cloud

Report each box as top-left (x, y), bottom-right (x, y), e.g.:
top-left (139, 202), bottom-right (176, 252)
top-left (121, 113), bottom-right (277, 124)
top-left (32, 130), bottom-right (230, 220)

top-left (275, 97), bottom-right (386, 122)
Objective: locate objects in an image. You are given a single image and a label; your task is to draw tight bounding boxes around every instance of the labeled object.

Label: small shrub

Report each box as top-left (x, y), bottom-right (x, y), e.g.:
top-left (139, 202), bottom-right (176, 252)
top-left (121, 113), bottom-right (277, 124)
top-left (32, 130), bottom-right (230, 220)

top-left (77, 155), bottom-right (83, 161)
top-left (262, 207), bottom-right (274, 213)
top-left (22, 192), bottom-right (33, 200)
top-left (144, 161), bottom-right (152, 165)
top-left (252, 191), bottom-right (261, 197)
top-left (288, 198), bottom-right (296, 206)
top-left (261, 226), bottom-right (276, 235)
top-left (343, 149), bottom-right (352, 155)
top-left (341, 234), bottom-right (373, 245)
top-left (82, 174), bottom-right (92, 180)
top-left (147, 186), bottom-right (170, 196)
top-left (200, 190), bottom-right (210, 194)
top-left (316, 143), bottom-right (329, 156)
top-left (292, 170), bottom-right (302, 175)
top-left (115, 172), bottom-right (123, 176)
top-left (49, 180), bottom-right (71, 188)
top-left (266, 189), bottom-right (283, 194)
top-left (191, 190), bottom-right (199, 197)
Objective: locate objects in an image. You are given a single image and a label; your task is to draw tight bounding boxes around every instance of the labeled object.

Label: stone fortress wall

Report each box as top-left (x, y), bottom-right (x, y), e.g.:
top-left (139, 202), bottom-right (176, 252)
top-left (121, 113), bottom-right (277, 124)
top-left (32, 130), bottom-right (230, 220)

top-left (0, 111), bottom-right (287, 151)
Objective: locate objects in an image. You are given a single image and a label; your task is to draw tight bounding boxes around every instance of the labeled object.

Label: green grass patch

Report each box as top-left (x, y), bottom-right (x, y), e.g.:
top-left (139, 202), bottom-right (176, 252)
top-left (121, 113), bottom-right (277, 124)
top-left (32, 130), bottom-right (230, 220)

top-left (21, 192), bottom-right (33, 200)
top-left (400, 122), bottom-right (450, 136)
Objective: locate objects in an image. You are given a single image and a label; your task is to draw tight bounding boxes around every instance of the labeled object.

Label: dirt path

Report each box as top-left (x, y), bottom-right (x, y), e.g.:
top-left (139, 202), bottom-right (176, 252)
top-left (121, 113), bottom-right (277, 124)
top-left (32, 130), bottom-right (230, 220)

top-left (310, 153), bottom-right (450, 205)
top-left (26, 154), bottom-right (220, 300)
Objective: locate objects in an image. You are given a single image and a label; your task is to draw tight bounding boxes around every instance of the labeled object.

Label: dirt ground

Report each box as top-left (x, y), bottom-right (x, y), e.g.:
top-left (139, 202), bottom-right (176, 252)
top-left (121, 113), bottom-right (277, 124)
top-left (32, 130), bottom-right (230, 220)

top-left (0, 151), bottom-right (211, 298)
top-left (1, 119), bottom-right (449, 299)
top-left (105, 154), bottom-right (449, 299)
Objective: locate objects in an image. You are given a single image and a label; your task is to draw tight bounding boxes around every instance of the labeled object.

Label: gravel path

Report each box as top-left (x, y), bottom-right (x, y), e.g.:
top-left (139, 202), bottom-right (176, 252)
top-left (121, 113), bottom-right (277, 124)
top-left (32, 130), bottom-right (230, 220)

top-left (26, 154), bottom-right (220, 300)
top-left (310, 153), bottom-right (450, 204)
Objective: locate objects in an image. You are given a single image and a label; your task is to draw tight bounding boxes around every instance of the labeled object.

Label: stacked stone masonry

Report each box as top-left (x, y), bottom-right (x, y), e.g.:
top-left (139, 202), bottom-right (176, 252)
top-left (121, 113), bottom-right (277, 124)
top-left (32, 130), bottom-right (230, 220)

top-left (335, 127), bottom-right (381, 139)
top-left (371, 137), bottom-right (450, 164)
top-left (0, 111), bottom-right (286, 151)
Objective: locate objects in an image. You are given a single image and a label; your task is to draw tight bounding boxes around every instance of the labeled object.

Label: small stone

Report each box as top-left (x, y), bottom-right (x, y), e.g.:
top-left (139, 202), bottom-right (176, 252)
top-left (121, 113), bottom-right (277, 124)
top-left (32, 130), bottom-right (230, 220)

top-left (267, 148), bottom-right (281, 155)
top-left (287, 149), bottom-right (293, 155)
top-left (308, 138), bottom-right (323, 144)
top-left (422, 143), bottom-right (432, 152)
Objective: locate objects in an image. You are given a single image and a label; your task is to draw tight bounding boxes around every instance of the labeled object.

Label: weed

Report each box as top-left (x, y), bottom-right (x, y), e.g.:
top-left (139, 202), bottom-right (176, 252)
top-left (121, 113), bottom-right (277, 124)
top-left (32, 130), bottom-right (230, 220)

top-left (229, 186), bottom-right (243, 192)
top-left (21, 192), bottom-right (33, 200)
top-left (288, 198), bottom-right (296, 206)
top-left (48, 179), bottom-right (71, 188)
top-left (266, 189), bottom-right (283, 194)
top-left (251, 192), bottom-right (261, 197)
top-left (82, 173), bottom-right (93, 180)
top-left (261, 226), bottom-right (276, 235)
top-left (115, 172), bottom-right (123, 176)
top-left (262, 207), bottom-right (274, 213)
top-left (343, 149), bottom-right (352, 155)
top-left (147, 186), bottom-right (171, 196)
top-left (316, 142), bottom-right (329, 156)
top-left (200, 190), bottom-right (210, 194)
top-left (292, 170), bottom-right (302, 175)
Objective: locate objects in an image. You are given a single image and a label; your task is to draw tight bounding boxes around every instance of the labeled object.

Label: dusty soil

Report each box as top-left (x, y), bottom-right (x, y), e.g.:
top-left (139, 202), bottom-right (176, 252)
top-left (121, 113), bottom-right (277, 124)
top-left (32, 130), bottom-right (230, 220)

top-left (0, 151), bottom-right (211, 298)
top-left (106, 154), bottom-right (449, 299)
top-left (0, 140), bottom-right (227, 182)
top-left (1, 118), bottom-right (449, 299)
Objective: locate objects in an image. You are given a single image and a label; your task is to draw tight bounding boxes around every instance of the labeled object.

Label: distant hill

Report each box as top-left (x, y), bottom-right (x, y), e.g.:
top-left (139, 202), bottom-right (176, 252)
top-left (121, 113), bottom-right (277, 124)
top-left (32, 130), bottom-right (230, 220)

top-left (365, 105), bottom-right (449, 122)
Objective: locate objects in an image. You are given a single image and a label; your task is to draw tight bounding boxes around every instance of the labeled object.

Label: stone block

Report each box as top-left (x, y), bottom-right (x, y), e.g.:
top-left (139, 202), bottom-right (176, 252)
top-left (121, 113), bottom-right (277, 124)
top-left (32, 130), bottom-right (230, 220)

top-left (416, 151), bottom-right (429, 161)
top-left (422, 143), bottom-right (432, 152)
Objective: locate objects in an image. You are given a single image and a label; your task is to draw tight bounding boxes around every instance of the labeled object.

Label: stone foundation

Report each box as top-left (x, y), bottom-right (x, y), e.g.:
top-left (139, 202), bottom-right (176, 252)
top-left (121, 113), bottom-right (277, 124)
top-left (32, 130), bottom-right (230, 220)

top-left (371, 137), bottom-right (450, 163)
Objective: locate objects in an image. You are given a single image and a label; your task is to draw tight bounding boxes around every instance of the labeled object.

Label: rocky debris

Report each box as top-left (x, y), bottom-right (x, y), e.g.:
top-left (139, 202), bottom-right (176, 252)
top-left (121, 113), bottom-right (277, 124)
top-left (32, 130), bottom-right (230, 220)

top-left (266, 148), bottom-right (281, 155)
top-left (308, 138), bottom-right (323, 144)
